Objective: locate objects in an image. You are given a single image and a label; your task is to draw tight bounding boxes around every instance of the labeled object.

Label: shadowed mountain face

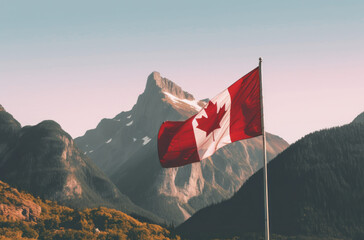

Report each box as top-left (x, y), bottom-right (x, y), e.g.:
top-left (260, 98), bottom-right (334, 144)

top-left (0, 105), bottom-right (20, 146)
top-left (75, 72), bottom-right (289, 224)
top-left (0, 107), bottom-right (161, 223)
top-left (177, 113), bottom-right (364, 240)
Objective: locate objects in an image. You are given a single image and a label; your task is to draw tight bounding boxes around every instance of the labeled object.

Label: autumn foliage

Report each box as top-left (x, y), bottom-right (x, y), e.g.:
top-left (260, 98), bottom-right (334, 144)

top-left (0, 180), bottom-right (181, 240)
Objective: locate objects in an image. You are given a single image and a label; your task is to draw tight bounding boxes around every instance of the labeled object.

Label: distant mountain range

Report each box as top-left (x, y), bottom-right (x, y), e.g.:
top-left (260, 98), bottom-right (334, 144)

top-left (0, 105), bottom-right (161, 223)
top-left (177, 112), bottom-right (364, 240)
top-left (75, 72), bottom-right (289, 224)
top-left (0, 71), bottom-right (289, 226)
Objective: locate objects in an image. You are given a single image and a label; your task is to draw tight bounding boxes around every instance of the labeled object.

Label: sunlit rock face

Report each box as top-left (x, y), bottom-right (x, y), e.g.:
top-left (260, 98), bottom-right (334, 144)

top-left (0, 180), bottom-right (42, 222)
top-left (75, 72), bottom-right (289, 224)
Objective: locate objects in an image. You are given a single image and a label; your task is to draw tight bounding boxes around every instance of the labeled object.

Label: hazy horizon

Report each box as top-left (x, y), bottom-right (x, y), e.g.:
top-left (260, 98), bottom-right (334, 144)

top-left (1, 1), bottom-right (363, 143)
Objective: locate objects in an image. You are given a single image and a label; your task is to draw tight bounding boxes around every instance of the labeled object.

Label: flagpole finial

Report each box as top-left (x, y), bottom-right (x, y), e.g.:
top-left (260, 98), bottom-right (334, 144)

top-left (259, 57), bottom-right (262, 63)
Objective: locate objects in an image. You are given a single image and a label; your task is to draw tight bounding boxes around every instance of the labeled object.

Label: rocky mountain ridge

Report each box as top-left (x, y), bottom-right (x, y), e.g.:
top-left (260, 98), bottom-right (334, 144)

top-left (75, 71), bottom-right (289, 224)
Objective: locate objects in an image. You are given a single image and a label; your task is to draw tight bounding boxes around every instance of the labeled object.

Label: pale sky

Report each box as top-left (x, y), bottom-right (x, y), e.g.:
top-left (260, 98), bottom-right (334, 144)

top-left (1, 0), bottom-right (363, 143)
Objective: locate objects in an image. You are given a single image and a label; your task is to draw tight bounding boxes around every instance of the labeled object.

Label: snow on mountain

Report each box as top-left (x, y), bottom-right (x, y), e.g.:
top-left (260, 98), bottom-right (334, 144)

top-left (142, 136), bottom-right (151, 145)
top-left (75, 71), bottom-right (289, 224)
top-left (163, 91), bottom-right (202, 112)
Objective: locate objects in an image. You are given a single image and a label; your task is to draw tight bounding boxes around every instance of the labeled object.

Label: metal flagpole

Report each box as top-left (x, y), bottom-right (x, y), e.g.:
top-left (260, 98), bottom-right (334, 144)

top-left (259, 57), bottom-right (270, 240)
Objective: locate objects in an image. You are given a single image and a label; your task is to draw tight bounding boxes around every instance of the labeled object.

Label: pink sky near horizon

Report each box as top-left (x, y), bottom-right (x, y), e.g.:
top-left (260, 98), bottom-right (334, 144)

top-left (1, 1), bottom-right (363, 144)
top-left (3, 56), bottom-right (363, 144)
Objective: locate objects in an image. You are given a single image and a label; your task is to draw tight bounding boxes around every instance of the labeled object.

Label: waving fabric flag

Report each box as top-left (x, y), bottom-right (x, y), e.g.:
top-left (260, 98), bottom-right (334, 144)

top-left (158, 67), bottom-right (262, 168)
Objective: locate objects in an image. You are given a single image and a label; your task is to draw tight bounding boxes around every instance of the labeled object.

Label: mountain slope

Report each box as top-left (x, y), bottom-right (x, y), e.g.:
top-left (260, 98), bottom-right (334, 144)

top-left (177, 115), bottom-right (364, 239)
top-left (0, 106), bottom-right (161, 223)
top-left (75, 72), bottom-right (289, 224)
top-left (0, 180), bottom-right (180, 240)
top-left (352, 111), bottom-right (364, 124)
top-left (75, 72), bottom-right (204, 176)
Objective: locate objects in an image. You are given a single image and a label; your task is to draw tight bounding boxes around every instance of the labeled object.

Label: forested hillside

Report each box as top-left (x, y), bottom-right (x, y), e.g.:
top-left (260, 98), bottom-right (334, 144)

top-left (0, 180), bottom-right (180, 240)
top-left (177, 120), bottom-right (364, 240)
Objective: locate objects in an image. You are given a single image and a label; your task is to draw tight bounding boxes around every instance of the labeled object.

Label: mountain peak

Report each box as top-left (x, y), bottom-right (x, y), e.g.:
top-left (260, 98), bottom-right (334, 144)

top-left (36, 120), bottom-right (63, 132)
top-left (146, 71), bottom-right (195, 100)
top-left (75, 71), bottom-right (289, 225)
top-left (151, 71), bottom-right (162, 83)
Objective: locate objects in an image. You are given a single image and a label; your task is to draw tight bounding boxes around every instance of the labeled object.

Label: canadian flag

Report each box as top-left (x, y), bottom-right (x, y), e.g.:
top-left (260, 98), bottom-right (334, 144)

top-left (158, 67), bottom-right (262, 168)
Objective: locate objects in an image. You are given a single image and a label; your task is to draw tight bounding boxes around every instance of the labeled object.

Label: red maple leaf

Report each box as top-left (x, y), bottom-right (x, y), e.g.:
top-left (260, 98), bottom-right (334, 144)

top-left (196, 101), bottom-right (226, 140)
